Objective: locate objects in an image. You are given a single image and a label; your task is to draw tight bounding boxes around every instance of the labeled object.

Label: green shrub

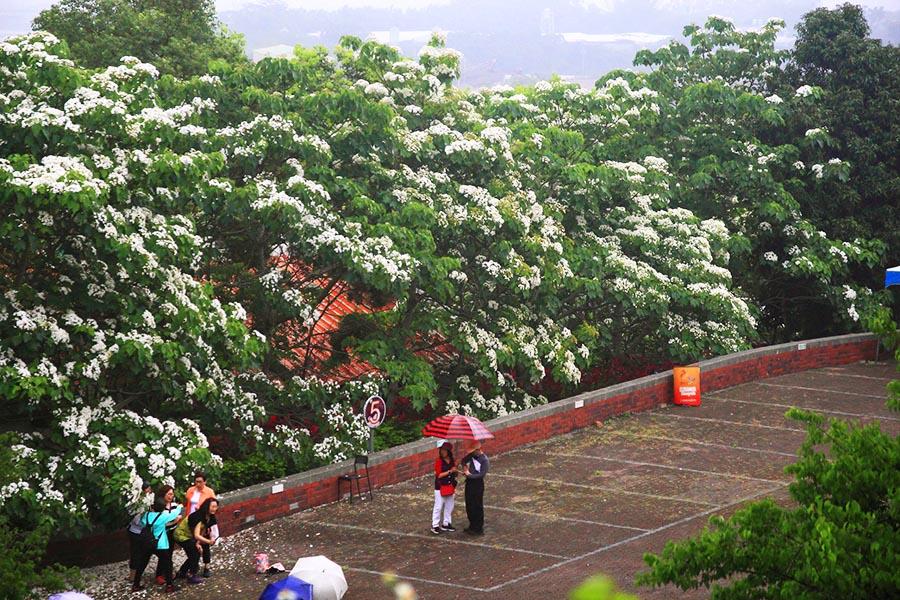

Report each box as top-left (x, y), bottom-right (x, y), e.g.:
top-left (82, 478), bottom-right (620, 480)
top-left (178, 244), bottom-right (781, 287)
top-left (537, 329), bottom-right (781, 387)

top-left (219, 452), bottom-right (289, 493)
top-left (571, 576), bottom-right (638, 600)
top-left (0, 433), bottom-right (82, 600)
top-left (372, 420), bottom-right (428, 452)
top-left (0, 516), bottom-right (83, 600)
top-left (638, 405), bottom-right (900, 598)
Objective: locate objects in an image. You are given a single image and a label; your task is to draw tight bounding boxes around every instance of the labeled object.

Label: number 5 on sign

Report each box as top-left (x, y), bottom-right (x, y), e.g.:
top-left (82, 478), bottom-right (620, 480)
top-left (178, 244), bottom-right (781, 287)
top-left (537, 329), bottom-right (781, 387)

top-left (673, 366), bottom-right (701, 406)
top-left (364, 395), bottom-right (386, 428)
top-left (363, 395), bottom-right (386, 454)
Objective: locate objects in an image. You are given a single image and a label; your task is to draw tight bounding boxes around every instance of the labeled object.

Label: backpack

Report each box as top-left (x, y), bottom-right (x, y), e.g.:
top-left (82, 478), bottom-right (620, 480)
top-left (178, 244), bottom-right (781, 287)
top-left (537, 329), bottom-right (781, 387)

top-left (138, 512), bottom-right (162, 554)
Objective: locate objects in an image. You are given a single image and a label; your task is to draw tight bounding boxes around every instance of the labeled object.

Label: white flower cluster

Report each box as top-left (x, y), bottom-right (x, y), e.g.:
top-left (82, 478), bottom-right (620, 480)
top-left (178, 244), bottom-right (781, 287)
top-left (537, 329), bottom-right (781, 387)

top-left (312, 403), bottom-right (369, 462)
top-left (7, 155), bottom-right (108, 196)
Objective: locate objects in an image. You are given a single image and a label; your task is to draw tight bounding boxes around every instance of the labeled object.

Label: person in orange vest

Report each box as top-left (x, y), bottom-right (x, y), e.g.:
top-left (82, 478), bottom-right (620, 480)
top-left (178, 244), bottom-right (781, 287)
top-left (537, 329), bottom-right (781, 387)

top-left (184, 472), bottom-right (217, 577)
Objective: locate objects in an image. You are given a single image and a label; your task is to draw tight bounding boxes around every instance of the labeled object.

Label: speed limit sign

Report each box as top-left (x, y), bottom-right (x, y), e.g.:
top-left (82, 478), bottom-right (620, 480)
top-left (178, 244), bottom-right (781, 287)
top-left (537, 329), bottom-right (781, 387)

top-left (363, 395), bottom-right (386, 428)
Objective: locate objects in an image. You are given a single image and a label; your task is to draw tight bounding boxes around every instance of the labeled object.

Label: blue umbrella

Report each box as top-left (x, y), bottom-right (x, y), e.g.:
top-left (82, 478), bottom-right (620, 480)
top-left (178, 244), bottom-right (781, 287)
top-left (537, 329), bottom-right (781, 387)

top-left (258, 575), bottom-right (314, 600)
top-left (886, 266), bottom-right (900, 288)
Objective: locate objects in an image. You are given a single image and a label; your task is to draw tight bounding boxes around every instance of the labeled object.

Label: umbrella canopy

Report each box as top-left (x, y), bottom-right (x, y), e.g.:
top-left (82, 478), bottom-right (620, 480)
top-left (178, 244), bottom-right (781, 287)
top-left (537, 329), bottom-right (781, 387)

top-left (886, 266), bottom-right (900, 288)
top-left (422, 414), bottom-right (494, 441)
top-left (258, 576), bottom-right (313, 600)
top-left (289, 556), bottom-right (348, 600)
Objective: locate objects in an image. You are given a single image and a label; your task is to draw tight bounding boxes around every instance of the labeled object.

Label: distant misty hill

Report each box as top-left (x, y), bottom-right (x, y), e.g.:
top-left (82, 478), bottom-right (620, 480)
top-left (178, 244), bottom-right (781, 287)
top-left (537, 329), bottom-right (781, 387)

top-left (220, 0), bottom-right (900, 88)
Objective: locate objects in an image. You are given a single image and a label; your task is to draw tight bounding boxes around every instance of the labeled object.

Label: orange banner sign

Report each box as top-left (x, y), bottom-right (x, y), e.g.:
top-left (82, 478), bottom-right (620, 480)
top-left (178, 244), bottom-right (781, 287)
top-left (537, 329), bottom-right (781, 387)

top-left (673, 366), bottom-right (701, 406)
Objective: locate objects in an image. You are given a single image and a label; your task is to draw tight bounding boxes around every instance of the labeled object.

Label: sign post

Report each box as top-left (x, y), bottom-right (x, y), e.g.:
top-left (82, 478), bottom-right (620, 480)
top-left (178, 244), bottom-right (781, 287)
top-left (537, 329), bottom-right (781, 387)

top-left (363, 394), bottom-right (387, 454)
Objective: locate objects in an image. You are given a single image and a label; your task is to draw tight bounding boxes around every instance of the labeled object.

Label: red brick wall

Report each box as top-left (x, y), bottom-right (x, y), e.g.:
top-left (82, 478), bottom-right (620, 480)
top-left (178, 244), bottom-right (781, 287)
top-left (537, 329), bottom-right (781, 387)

top-left (53, 334), bottom-right (878, 567)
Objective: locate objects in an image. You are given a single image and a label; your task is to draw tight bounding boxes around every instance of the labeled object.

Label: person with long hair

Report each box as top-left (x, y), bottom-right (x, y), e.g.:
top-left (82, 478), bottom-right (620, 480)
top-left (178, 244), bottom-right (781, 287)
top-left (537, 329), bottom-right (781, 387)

top-left (184, 471), bottom-right (217, 577)
top-left (431, 441), bottom-right (458, 534)
top-left (174, 497), bottom-right (219, 584)
top-left (154, 482), bottom-right (183, 585)
top-left (132, 486), bottom-right (183, 593)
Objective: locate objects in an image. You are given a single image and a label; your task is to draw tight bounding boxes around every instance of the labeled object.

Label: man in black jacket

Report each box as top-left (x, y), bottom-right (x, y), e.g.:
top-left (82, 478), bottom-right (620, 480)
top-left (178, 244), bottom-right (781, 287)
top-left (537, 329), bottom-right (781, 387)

top-left (461, 441), bottom-right (489, 535)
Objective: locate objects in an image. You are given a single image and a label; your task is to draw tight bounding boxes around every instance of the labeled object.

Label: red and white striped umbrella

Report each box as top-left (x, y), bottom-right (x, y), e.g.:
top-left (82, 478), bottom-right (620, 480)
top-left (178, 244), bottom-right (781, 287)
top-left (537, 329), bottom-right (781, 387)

top-left (421, 414), bottom-right (494, 441)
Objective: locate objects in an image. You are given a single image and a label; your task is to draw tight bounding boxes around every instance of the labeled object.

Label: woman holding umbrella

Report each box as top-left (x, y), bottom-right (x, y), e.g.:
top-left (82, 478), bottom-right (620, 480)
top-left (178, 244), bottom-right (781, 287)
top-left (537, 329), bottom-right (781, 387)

top-left (431, 441), bottom-right (458, 534)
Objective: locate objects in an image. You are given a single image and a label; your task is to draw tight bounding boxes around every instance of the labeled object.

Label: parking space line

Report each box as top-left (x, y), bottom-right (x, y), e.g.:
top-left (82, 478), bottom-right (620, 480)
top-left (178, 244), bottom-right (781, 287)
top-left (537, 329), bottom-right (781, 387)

top-left (485, 484), bottom-right (788, 592)
top-left (511, 448), bottom-right (783, 483)
top-left (603, 430), bottom-right (797, 457)
top-left (754, 381), bottom-right (886, 399)
top-left (308, 520), bottom-right (571, 559)
top-left (484, 505), bottom-right (650, 532)
top-left (816, 368), bottom-right (894, 382)
top-left (346, 567), bottom-right (490, 592)
top-left (376, 489), bottom-right (649, 532)
top-left (706, 395), bottom-right (900, 421)
top-left (491, 473), bottom-right (718, 506)
top-left (654, 412), bottom-right (806, 432)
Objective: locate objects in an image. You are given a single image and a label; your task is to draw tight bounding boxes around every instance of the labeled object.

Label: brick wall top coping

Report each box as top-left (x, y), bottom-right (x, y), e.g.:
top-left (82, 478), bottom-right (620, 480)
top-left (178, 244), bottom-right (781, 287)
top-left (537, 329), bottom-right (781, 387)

top-left (219, 332), bottom-right (876, 507)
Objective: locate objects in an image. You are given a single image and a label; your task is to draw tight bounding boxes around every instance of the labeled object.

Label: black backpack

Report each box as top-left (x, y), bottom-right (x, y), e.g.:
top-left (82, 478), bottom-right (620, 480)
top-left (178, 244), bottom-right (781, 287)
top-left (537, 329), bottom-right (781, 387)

top-left (138, 512), bottom-right (162, 554)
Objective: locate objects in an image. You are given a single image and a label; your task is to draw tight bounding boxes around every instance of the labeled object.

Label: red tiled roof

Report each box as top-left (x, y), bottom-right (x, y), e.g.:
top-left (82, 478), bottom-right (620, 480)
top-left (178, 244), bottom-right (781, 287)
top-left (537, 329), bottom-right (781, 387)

top-left (273, 258), bottom-right (456, 382)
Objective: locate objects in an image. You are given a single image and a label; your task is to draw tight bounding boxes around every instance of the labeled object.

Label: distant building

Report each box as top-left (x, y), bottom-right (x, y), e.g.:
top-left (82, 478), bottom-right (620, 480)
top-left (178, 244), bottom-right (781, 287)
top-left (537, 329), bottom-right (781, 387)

top-left (252, 44), bottom-right (295, 62)
top-left (559, 32), bottom-right (670, 45)
top-left (558, 32), bottom-right (670, 82)
top-left (367, 30), bottom-right (435, 45)
top-left (559, 74), bottom-right (599, 89)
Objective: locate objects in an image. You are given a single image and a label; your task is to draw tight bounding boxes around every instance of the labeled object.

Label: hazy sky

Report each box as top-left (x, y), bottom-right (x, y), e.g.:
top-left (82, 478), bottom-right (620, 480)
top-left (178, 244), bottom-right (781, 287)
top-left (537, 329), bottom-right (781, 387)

top-left (3, 0), bottom-right (897, 87)
top-left (3, 0), bottom-right (898, 40)
top-left (7, 0), bottom-right (900, 15)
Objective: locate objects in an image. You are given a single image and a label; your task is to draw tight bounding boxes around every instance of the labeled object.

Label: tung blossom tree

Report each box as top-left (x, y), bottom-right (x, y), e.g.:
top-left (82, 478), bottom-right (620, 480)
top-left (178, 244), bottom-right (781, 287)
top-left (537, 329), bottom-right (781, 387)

top-left (0, 19), bottom-right (885, 536)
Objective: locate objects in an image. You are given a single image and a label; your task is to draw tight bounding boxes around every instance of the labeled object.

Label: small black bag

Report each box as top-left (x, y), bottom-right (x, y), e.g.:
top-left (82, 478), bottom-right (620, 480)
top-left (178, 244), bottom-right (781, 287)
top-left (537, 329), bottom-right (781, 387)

top-left (138, 512), bottom-right (161, 554)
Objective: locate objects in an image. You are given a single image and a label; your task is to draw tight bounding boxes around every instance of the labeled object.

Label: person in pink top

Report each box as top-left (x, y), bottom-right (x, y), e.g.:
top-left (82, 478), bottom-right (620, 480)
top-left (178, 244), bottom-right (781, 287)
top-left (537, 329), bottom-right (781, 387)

top-left (183, 472), bottom-right (216, 577)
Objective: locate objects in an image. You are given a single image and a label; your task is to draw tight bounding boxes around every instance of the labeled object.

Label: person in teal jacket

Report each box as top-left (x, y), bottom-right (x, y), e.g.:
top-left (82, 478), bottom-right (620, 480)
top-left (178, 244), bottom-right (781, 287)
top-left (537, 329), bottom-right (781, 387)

top-left (132, 486), bottom-right (183, 593)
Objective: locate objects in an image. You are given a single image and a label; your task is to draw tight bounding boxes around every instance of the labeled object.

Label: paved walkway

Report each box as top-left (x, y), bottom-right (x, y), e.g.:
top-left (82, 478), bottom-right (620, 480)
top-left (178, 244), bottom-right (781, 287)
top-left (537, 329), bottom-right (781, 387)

top-left (84, 360), bottom-right (899, 599)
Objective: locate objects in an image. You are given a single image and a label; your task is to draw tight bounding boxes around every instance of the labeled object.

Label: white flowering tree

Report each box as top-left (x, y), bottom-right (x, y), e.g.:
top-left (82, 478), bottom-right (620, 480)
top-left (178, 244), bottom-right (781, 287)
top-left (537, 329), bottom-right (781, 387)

top-left (0, 33), bottom-right (312, 529)
top-left (160, 31), bottom-right (761, 421)
top-left (0, 20), bottom-right (887, 539)
top-left (628, 16), bottom-right (886, 341)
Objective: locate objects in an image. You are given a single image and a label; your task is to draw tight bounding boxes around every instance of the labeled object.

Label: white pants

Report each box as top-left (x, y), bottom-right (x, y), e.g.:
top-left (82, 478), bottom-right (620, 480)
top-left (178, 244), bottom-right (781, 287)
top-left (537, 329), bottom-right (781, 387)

top-left (432, 490), bottom-right (454, 527)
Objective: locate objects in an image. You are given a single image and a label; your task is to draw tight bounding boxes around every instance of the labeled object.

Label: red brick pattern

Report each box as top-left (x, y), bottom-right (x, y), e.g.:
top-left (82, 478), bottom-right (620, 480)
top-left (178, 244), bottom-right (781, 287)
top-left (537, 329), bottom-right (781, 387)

top-left (53, 334), bottom-right (877, 566)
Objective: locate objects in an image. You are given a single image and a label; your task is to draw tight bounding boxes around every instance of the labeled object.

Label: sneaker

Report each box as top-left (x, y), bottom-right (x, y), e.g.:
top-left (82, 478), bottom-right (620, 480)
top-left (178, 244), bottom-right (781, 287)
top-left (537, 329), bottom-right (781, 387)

top-left (202, 567), bottom-right (211, 578)
top-left (440, 524), bottom-right (456, 532)
top-left (430, 526), bottom-right (441, 534)
top-left (188, 575), bottom-right (203, 584)
top-left (464, 528), bottom-right (483, 536)
top-left (131, 584), bottom-right (146, 593)
top-left (155, 575), bottom-right (166, 585)
top-left (164, 584), bottom-right (176, 593)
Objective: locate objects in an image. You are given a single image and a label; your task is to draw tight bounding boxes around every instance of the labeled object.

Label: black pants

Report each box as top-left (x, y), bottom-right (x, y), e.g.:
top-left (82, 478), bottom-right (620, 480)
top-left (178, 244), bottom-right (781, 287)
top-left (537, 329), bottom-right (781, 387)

top-left (155, 530), bottom-right (175, 577)
top-left (127, 531), bottom-right (142, 570)
top-left (135, 547), bottom-right (173, 586)
top-left (465, 478), bottom-right (485, 533)
top-left (202, 542), bottom-right (211, 566)
top-left (176, 539), bottom-right (201, 577)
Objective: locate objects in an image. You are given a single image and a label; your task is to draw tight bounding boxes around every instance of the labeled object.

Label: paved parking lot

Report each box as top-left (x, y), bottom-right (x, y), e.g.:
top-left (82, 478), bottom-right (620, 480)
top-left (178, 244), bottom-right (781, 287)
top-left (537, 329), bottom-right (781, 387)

top-left (84, 360), bottom-right (898, 599)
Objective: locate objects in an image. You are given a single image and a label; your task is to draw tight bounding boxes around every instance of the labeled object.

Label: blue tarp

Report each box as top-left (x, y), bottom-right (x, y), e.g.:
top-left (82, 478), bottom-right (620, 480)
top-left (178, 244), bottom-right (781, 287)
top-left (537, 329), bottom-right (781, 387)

top-left (887, 266), bottom-right (900, 288)
top-left (258, 576), bottom-right (313, 600)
